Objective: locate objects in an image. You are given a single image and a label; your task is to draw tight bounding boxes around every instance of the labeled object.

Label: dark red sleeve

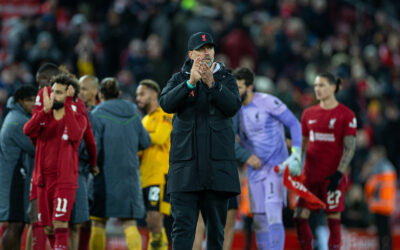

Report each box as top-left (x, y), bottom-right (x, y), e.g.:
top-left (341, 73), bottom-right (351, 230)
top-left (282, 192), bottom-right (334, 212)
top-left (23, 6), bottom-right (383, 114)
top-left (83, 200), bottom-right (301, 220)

top-left (23, 109), bottom-right (48, 139)
top-left (77, 98), bottom-right (97, 167)
top-left (64, 97), bottom-right (86, 142)
top-left (301, 109), bottom-right (308, 137)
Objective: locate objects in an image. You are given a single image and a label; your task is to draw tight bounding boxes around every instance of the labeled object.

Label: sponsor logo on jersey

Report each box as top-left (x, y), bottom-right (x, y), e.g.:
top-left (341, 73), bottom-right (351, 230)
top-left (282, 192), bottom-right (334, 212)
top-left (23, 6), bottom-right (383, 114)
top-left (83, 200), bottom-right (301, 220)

top-left (54, 213), bottom-right (65, 218)
top-left (315, 132), bottom-right (335, 142)
top-left (310, 130), bottom-right (335, 142)
top-left (329, 118), bottom-right (336, 129)
top-left (308, 119), bottom-right (317, 124)
top-left (71, 104), bottom-right (77, 112)
top-left (349, 117), bottom-right (357, 128)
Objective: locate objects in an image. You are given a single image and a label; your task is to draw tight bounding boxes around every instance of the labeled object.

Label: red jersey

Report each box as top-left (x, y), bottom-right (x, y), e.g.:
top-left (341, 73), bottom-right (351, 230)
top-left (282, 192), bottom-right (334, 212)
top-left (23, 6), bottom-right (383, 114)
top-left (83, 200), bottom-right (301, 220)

top-left (33, 86), bottom-right (97, 167)
top-left (24, 96), bottom-right (87, 188)
top-left (301, 103), bottom-right (357, 182)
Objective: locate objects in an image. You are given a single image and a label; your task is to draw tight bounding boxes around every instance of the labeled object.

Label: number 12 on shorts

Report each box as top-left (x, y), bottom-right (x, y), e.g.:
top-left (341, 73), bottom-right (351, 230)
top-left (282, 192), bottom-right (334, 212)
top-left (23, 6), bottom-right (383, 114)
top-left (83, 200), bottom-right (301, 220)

top-left (56, 197), bottom-right (68, 213)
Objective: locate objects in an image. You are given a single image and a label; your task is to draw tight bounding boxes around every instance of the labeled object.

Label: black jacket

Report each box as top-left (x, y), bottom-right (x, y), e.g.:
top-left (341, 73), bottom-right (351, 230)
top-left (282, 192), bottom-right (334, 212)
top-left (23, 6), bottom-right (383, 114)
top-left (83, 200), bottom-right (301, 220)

top-left (160, 60), bottom-right (241, 196)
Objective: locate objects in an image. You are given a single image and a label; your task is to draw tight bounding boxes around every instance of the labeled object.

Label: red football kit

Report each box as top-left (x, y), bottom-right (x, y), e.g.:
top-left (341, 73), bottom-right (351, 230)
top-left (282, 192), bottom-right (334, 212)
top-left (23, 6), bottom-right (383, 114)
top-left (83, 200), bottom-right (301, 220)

top-left (29, 86), bottom-right (97, 201)
top-left (24, 96), bottom-right (87, 225)
top-left (297, 103), bottom-right (356, 212)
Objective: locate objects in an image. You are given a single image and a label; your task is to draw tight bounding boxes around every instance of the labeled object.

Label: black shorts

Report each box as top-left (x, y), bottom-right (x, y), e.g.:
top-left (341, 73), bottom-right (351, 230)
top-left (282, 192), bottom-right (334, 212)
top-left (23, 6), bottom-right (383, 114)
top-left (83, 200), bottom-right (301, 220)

top-left (143, 183), bottom-right (171, 216)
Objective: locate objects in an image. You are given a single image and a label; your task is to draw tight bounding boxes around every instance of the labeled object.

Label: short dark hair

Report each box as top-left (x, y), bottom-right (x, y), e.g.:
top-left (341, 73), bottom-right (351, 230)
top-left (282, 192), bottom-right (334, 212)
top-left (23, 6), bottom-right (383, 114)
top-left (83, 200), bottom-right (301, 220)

top-left (50, 73), bottom-right (80, 99)
top-left (100, 77), bottom-right (120, 100)
top-left (138, 79), bottom-right (160, 94)
top-left (233, 67), bottom-right (254, 87)
top-left (36, 63), bottom-right (60, 78)
top-left (317, 72), bottom-right (342, 94)
top-left (14, 85), bottom-right (38, 102)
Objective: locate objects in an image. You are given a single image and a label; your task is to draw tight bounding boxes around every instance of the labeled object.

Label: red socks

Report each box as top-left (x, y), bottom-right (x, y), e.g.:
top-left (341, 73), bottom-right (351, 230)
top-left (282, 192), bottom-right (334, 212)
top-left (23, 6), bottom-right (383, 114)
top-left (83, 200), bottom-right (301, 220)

top-left (0, 223), bottom-right (6, 238)
top-left (328, 219), bottom-right (341, 250)
top-left (294, 218), bottom-right (313, 250)
top-left (79, 226), bottom-right (91, 250)
top-left (32, 223), bottom-right (47, 250)
top-left (54, 227), bottom-right (69, 250)
top-left (48, 233), bottom-right (55, 248)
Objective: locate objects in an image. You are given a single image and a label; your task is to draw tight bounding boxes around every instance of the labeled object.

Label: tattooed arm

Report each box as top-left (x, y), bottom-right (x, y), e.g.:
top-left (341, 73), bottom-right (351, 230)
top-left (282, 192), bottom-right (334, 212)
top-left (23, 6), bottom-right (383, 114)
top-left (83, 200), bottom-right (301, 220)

top-left (337, 135), bottom-right (356, 173)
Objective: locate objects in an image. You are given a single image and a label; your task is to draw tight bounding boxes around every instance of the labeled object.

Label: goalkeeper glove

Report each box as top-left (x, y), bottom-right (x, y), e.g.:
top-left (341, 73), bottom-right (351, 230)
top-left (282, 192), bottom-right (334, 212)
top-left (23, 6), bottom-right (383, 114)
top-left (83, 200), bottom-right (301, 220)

top-left (325, 170), bottom-right (343, 192)
top-left (276, 146), bottom-right (302, 176)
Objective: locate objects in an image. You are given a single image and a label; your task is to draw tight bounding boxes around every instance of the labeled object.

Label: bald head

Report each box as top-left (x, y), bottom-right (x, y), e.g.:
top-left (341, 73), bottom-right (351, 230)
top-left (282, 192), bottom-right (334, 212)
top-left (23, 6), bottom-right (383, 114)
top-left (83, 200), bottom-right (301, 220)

top-left (79, 75), bottom-right (99, 106)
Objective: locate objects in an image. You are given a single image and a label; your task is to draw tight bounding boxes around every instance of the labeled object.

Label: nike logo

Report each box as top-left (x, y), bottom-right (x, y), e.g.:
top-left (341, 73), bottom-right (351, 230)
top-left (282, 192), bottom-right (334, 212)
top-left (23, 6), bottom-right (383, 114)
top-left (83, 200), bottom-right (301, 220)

top-left (308, 120), bottom-right (317, 124)
top-left (54, 213), bottom-right (64, 218)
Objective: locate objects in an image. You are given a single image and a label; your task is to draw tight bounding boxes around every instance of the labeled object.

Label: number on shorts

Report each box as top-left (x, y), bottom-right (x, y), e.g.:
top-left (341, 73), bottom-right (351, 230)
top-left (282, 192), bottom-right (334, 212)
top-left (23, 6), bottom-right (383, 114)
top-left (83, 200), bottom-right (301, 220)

top-left (327, 190), bottom-right (341, 206)
top-left (148, 186), bottom-right (160, 202)
top-left (270, 182), bottom-right (274, 194)
top-left (56, 198), bottom-right (68, 213)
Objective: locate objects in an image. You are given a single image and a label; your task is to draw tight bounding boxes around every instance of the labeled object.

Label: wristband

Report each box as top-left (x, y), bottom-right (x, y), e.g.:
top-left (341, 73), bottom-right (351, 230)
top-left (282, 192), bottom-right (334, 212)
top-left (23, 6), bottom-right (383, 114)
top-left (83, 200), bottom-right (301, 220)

top-left (186, 80), bottom-right (196, 89)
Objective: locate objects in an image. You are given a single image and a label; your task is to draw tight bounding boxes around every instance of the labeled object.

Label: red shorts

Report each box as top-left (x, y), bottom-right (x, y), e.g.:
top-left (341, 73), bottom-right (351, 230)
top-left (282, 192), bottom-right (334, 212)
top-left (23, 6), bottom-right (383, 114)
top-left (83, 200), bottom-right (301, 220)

top-left (296, 175), bottom-right (348, 213)
top-left (37, 178), bottom-right (77, 226)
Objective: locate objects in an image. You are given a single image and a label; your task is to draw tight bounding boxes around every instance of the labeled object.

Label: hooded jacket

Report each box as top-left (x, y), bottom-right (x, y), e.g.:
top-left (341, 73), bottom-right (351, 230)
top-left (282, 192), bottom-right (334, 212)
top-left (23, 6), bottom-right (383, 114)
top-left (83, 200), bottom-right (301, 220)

top-left (159, 60), bottom-right (241, 196)
top-left (91, 99), bottom-right (150, 218)
top-left (0, 97), bottom-right (35, 221)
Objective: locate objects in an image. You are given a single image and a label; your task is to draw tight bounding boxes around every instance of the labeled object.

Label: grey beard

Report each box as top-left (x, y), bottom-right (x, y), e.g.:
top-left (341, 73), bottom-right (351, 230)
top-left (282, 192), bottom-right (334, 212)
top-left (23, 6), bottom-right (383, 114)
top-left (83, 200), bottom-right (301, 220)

top-left (206, 59), bottom-right (214, 68)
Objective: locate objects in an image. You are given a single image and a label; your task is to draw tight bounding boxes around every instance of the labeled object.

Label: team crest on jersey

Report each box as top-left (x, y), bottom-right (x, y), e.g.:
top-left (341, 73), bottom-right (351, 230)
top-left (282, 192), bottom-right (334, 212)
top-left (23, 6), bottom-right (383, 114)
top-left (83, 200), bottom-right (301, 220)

top-left (328, 118), bottom-right (336, 129)
top-left (62, 127), bottom-right (68, 140)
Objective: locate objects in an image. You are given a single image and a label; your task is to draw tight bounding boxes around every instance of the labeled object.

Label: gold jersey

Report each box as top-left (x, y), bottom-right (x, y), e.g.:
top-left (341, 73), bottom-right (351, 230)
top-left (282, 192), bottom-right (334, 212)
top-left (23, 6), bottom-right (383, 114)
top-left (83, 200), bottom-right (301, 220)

top-left (139, 107), bottom-right (173, 188)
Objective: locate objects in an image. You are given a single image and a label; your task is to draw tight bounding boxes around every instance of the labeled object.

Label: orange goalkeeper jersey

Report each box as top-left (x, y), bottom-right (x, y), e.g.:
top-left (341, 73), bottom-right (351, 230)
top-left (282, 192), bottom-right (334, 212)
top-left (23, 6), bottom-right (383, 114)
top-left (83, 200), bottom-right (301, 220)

top-left (139, 107), bottom-right (173, 188)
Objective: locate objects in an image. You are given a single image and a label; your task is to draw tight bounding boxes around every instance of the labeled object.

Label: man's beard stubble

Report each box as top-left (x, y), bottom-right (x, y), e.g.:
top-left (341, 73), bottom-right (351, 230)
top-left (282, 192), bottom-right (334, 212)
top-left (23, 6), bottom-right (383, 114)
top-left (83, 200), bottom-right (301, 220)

top-left (204, 57), bottom-right (214, 68)
top-left (240, 91), bottom-right (247, 103)
top-left (52, 101), bottom-right (64, 110)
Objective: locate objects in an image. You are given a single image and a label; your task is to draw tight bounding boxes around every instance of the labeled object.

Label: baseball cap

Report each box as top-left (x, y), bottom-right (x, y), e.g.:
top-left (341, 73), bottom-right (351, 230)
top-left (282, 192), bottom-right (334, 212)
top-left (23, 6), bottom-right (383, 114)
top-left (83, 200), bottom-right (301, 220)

top-left (187, 32), bottom-right (215, 51)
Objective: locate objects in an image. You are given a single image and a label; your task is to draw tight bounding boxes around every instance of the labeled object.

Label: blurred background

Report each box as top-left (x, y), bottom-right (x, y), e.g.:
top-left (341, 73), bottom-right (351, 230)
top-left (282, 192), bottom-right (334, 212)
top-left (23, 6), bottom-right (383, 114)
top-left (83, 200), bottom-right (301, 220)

top-left (0, 0), bottom-right (399, 249)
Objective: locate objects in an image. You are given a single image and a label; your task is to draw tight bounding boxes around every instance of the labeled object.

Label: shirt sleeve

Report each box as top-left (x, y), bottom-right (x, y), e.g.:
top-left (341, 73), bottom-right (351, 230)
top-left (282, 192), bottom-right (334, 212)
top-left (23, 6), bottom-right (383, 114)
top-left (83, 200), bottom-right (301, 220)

top-left (64, 97), bottom-right (87, 142)
top-left (78, 100), bottom-right (97, 167)
top-left (276, 109), bottom-right (302, 148)
top-left (232, 113), bottom-right (251, 164)
top-left (10, 122), bottom-right (35, 157)
top-left (264, 95), bottom-right (287, 116)
top-left (343, 111), bottom-right (357, 136)
top-left (149, 114), bottom-right (173, 145)
top-left (23, 109), bottom-right (49, 139)
top-left (301, 110), bottom-right (308, 137)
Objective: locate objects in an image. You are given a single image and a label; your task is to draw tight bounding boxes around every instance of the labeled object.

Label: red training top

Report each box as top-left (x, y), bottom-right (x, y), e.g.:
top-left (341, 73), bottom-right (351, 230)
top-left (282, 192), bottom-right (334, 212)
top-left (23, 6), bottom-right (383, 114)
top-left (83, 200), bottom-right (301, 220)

top-left (24, 96), bottom-right (87, 188)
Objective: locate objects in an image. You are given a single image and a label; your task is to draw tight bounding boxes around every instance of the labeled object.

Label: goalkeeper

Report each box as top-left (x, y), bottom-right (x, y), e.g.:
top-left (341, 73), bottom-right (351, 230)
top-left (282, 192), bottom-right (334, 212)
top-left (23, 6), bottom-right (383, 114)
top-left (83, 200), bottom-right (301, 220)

top-left (233, 67), bottom-right (302, 250)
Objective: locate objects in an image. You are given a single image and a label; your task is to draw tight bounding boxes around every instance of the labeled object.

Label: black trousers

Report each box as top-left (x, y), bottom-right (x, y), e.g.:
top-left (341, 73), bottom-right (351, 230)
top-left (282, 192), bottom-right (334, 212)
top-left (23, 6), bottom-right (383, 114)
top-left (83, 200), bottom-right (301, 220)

top-left (170, 190), bottom-right (229, 250)
top-left (374, 213), bottom-right (392, 250)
